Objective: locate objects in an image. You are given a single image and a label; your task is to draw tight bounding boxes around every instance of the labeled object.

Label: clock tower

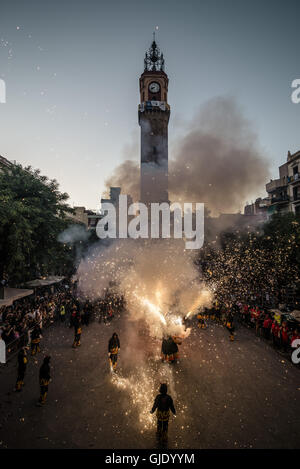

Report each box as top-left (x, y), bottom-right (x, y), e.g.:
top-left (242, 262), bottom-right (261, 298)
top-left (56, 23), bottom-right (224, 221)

top-left (139, 37), bottom-right (170, 204)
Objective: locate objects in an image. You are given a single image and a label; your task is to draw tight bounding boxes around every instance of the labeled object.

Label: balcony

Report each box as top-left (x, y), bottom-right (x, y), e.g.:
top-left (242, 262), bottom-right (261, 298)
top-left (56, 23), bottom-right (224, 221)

top-left (288, 173), bottom-right (300, 184)
top-left (138, 101), bottom-right (170, 112)
top-left (292, 194), bottom-right (300, 203)
top-left (269, 195), bottom-right (289, 205)
top-left (266, 178), bottom-right (286, 192)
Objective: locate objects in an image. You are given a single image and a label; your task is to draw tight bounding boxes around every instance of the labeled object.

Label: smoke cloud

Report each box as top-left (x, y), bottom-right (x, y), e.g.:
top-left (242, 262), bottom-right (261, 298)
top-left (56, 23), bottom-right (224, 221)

top-left (105, 96), bottom-right (270, 215)
top-left (105, 160), bottom-right (140, 202)
top-left (76, 238), bottom-right (212, 339)
top-left (58, 224), bottom-right (90, 244)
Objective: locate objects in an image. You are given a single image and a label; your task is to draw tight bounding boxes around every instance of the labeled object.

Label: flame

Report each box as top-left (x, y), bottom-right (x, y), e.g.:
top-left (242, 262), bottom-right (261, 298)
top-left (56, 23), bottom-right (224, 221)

top-left (139, 296), bottom-right (167, 325)
top-left (186, 288), bottom-right (212, 318)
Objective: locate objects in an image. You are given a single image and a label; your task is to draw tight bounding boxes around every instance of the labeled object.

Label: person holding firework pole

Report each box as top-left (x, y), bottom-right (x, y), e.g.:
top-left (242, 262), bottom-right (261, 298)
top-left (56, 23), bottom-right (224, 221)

top-left (226, 311), bottom-right (235, 341)
top-left (15, 347), bottom-right (28, 392)
top-left (72, 315), bottom-right (82, 348)
top-left (37, 355), bottom-right (51, 406)
top-left (31, 324), bottom-right (42, 355)
top-left (150, 383), bottom-right (176, 444)
top-left (108, 332), bottom-right (120, 372)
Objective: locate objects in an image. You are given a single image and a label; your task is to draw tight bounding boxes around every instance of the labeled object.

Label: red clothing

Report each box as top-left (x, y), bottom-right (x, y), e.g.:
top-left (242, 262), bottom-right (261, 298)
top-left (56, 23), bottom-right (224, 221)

top-left (263, 318), bottom-right (272, 329)
top-left (272, 322), bottom-right (280, 337)
top-left (291, 333), bottom-right (300, 345)
top-left (280, 326), bottom-right (289, 343)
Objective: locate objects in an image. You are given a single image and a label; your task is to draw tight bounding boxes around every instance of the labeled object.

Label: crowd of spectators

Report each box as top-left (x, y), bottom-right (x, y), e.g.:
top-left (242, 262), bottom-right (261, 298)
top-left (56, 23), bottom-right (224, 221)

top-left (0, 282), bottom-right (126, 359)
top-left (206, 301), bottom-right (300, 358)
top-left (238, 303), bottom-right (300, 351)
top-left (0, 285), bottom-right (74, 348)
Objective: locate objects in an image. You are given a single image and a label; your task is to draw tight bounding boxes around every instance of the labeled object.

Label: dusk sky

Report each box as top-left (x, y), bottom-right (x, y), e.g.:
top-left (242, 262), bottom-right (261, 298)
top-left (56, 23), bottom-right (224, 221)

top-left (0, 0), bottom-right (300, 210)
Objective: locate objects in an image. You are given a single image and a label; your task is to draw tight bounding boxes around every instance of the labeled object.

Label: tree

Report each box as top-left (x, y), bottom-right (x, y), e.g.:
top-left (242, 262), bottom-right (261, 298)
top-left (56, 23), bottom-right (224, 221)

top-left (0, 164), bottom-right (78, 285)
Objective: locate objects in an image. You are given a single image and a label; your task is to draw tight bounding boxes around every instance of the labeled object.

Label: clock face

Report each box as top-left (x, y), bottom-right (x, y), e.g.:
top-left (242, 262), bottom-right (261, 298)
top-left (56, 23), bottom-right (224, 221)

top-left (149, 82), bottom-right (160, 93)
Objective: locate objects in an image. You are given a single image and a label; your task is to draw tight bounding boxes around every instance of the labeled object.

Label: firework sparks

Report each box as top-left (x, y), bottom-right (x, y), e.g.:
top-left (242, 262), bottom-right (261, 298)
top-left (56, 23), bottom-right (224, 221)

top-left (111, 362), bottom-right (181, 433)
top-left (138, 295), bottom-right (167, 326)
top-left (111, 370), bottom-right (156, 431)
top-left (186, 288), bottom-right (213, 318)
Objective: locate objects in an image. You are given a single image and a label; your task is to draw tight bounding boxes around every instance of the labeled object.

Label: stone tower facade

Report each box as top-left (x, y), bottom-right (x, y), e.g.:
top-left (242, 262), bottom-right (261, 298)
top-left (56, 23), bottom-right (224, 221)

top-left (138, 38), bottom-right (170, 204)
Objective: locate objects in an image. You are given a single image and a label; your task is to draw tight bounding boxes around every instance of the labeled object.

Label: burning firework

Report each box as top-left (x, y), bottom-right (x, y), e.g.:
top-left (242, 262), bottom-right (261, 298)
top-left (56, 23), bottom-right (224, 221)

top-left (76, 238), bottom-right (213, 431)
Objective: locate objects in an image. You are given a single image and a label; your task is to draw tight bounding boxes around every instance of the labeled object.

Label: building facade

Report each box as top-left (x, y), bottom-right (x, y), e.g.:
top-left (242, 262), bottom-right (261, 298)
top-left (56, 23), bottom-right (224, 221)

top-left (265, 150), bottom-right (300, 217)
top-left (287, 150), bottom-right (300, 215)
top-left (67, 206), bottom-right (102, 230)
top-left (0, 154), bottom-right (13, 171)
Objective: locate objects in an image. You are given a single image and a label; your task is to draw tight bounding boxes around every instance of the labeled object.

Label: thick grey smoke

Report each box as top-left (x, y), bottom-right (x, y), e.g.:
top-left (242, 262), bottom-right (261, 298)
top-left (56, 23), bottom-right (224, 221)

top-left (105, 160), bottom-right (140, 202)
top-left (105, 96), bottom-right (270, 215)
top-left (58, 224), bottom-right (90, 244)
top-left (169, 97), bottom-right (270, 214)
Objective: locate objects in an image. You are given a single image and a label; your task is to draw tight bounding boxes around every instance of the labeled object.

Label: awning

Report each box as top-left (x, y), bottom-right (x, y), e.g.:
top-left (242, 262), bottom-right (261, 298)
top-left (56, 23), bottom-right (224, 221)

top-left (289, 310), bottom-right (300, 321)
top-left (24, 276), bottom-right (64, 288)
top-left (0, 287), bottom-right (34, 307)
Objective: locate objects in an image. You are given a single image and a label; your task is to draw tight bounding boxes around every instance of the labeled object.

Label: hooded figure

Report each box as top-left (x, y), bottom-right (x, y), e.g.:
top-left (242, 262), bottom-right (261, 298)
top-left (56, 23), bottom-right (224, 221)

top-left (108, 333), bottom-right (120, 371)
top-left (161, 336), bottom-right (179, 363)
top-left (72, 316), bottom-right (82, 348)
top-left (161, 336), bottom-right (169, 361)
top-left (31, 324), bottom-right (42, 355)
top-left (150, 383), bottom-right (176, 442)
top-left (15, 347), bottom-right (28, 392)
top-left (226, 312), bottom-right (235, 341)
top-left (37, 356), bottom-right (51, 406)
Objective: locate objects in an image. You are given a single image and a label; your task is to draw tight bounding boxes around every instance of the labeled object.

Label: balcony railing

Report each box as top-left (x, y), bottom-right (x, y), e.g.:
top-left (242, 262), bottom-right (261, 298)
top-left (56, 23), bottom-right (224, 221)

top-left (270, 195), bottom-right (289, 204)
top-left (288, 173), bottom-right (300, 183)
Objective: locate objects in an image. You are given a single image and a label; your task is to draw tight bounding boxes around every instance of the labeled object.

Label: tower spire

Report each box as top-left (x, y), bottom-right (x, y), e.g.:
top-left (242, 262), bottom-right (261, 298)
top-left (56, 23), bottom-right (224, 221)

top-left (144, 34), bottom-right (165, 72)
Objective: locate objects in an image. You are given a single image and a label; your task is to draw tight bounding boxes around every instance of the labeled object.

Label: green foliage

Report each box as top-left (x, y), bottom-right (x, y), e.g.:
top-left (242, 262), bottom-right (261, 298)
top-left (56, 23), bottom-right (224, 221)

top-left (0, 164), bottom-right (78, 284)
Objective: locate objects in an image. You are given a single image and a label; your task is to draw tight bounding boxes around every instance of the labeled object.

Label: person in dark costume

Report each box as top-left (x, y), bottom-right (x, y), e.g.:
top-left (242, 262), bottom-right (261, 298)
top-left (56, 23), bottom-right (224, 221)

top-left (197, 312), bottom-right (206, 329)
top-left (31, 324), bottom-right (42, 355)
top-left (15, 347), bottom-right (28, 392)
top-left (37, 356), bottom-right (51, 406)
top-left (226, 312), bottom-right (235, 341)
top-left (150, 383), bottom-right (176, 443)
top-left (108, 332), bottom-right (120, 371)
top-left (161, 336), bottom-right (169, 362)
top-left (72, 317), bottom-right (82, 348)
top-left (161, 336), bottom-right (179, 363)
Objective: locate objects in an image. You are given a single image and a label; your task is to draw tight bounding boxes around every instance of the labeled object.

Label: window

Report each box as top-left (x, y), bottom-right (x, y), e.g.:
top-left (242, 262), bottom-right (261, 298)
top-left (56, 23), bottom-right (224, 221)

top-left (293, 187), bottom-right (298, 200)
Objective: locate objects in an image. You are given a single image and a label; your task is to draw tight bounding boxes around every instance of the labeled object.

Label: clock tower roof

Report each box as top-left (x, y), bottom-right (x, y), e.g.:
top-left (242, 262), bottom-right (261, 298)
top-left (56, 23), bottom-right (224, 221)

top-left (144, 34), bottom-right (165, 72)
